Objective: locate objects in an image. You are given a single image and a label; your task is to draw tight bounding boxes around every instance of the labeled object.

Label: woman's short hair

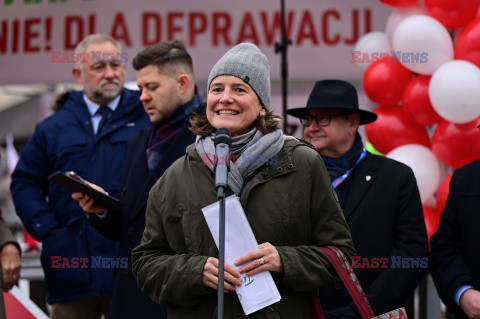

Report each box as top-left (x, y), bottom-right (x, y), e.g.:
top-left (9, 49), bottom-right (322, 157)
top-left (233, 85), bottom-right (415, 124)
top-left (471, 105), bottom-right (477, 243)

top-left (189, 110), bottom-right (282, 136)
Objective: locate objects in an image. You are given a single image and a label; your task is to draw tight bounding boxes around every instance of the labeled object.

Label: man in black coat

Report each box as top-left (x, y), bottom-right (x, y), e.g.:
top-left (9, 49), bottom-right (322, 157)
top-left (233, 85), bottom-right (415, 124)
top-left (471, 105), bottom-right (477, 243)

top-left (72, 41), bottom-right (205, 319)
top-left (287, 80), bottom-right (428, 318)
top-left (430, 160), bottom-right (480, 319)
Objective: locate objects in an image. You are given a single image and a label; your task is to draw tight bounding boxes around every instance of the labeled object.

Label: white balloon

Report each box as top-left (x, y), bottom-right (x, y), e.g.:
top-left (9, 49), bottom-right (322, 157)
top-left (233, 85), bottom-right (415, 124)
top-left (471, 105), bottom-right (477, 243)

top-left (353, 32), bottom-right (391, 70)
top-left (386, 5), bottom-right (427, 45)
top-left (386, 144), bottom-right (440, 204)
top-left (429, 60), bottom-right (480, 123)
top-left (392, 15), bottom-right (453, 75)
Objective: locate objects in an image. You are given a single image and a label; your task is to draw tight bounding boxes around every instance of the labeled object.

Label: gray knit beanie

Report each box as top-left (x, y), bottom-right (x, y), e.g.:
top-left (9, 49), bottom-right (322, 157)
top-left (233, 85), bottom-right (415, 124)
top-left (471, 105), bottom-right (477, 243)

top-left (207, 43), bottom-right (271, 111)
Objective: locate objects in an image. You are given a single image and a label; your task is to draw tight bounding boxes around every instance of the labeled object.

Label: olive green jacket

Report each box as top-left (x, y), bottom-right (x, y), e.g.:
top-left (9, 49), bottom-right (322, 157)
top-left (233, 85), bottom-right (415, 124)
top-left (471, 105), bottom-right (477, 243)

top-left (132, 137), bottom-right (355, 318)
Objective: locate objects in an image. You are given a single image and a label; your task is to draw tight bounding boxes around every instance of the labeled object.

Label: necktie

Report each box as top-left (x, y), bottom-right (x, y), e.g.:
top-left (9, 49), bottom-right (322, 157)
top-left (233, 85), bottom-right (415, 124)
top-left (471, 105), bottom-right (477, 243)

top-left (96, 106), bottom-right (112, 134)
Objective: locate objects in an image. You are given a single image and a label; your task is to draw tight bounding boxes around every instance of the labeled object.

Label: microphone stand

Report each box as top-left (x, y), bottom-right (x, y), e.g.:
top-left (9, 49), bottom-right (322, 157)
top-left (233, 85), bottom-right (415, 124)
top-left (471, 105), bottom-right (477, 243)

top-left (217, 184), bottom-right (227, 319)
top-left (215, 155), bottom-right (230, 319)
top-left (275, 0), bottom-right (291, 133)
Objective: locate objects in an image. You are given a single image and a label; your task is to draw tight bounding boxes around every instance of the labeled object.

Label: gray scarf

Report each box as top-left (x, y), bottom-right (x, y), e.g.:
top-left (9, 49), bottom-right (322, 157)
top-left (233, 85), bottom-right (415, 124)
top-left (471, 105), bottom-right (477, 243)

top-left (195, 128), bottom-right (284, 196)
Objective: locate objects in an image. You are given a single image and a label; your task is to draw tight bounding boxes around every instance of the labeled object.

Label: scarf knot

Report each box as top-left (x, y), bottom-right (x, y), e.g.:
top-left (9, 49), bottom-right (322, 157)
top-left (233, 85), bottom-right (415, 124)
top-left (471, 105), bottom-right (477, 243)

top-left (196, 128), bottom-right (284, 196)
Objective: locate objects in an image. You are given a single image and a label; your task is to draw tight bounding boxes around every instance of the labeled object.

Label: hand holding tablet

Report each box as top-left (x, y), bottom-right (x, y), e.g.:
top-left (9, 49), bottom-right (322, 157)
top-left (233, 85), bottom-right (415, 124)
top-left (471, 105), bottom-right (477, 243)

top-left (48, 171), bottom-right (124, 210)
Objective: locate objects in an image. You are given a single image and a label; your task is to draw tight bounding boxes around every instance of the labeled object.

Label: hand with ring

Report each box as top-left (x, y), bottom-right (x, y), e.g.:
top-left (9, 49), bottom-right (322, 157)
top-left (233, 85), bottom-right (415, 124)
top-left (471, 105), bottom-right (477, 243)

top-left (235, 242), bottom-right (283, 277)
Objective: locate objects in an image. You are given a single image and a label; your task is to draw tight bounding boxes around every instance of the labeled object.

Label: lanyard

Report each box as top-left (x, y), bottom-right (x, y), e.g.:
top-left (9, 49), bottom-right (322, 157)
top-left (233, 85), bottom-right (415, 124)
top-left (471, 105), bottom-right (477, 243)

top-left (332, 148), bottom-right (367, 189)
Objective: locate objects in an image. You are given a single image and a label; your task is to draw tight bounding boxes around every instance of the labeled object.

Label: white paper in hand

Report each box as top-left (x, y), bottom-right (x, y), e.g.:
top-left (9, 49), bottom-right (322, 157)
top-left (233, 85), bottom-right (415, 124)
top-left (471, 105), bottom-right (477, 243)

top-left (201, 195), bottom-right (281, 315)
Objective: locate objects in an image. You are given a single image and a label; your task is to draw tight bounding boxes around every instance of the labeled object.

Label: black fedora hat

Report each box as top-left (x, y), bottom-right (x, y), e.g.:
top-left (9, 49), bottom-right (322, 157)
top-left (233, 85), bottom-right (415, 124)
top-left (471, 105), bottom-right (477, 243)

top-left (286, 80), bottom-right (377, 125)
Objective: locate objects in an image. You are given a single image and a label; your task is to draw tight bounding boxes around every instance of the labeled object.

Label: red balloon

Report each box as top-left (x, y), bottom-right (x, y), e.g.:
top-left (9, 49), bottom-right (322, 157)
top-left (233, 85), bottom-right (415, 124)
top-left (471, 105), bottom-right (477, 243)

top-left (455, 17), bottom-right (480, 69)
top-left (436, 172), bottom-right (453, 214)
top-left (380, 0), bottom-right (419, 7)
top-left (423, 205), bottom-right (442, 250)
top-left (365, 104), bottom-right (431, 154)
top-left (425, 0), bottom-right (479, 28)
top-left (431, 117), bottom-right (480, 168)
top-left (363, 57), bottom-right (414, 105)
top-left (402, 75), bottom-right (443, 126)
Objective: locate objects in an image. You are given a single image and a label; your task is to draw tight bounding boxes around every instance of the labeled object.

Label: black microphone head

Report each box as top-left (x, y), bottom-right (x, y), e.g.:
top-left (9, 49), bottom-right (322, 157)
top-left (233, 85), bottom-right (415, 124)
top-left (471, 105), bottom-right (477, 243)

top-left (214, 128), bottom-right (232, 146)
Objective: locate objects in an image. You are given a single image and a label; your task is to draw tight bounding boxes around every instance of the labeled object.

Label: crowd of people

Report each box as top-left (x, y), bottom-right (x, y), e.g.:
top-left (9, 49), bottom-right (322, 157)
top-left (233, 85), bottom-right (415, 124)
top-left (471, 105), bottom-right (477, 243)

top-left (0, 33), bottom-right (477, 319)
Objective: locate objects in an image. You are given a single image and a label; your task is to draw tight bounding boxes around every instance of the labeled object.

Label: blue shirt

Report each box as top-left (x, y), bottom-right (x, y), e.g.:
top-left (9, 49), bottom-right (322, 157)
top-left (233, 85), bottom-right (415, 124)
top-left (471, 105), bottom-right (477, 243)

top-left (84, 95), bottom-right (120, 134)
top-left (454, 284), bottom-right (474, 306)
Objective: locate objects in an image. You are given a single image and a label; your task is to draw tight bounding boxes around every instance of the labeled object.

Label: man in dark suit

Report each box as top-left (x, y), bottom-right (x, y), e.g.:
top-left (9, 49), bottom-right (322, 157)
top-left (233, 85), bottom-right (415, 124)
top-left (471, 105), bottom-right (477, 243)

top-left (72, 40), bottom-right (205, 318)
top-left (287, 80), bottom-right (428, 318)
top-left (430, 160), bottom-right (480, 319)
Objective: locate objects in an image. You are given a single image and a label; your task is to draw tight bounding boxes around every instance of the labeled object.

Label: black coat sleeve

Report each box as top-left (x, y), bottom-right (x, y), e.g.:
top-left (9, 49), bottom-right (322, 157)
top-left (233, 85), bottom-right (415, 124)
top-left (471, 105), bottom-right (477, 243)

top-left (87, 135), bottom-right (134, 241)
top-left (430, 161), bottom-right (480, 316)
top-left (88, 209), bottom-right (122, 241)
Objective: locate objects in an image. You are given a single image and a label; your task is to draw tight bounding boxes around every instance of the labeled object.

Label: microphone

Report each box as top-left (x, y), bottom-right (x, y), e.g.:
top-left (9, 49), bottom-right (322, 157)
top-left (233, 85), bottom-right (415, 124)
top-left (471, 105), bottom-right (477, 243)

top-left (213, 128), bottom-right (231, 319)
top-left (214, 128), bottom-right (231, 192)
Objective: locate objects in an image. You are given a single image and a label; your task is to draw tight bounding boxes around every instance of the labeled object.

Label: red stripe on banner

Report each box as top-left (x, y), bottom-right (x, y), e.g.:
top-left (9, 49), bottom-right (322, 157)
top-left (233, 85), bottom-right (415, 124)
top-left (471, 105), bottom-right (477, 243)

top-left (3, 292), bottom-right (37, 319)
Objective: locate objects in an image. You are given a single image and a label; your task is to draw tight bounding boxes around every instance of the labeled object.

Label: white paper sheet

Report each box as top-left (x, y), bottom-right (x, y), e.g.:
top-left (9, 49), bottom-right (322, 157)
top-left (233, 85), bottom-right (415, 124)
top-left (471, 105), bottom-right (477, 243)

top-left (201, 195), bottom-right (282, 315)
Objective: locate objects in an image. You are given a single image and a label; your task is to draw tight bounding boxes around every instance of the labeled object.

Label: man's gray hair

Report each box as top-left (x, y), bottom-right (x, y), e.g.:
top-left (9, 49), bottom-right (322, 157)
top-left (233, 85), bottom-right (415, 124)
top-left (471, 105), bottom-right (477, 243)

top-left (74, 34), bottom-right (122, 69)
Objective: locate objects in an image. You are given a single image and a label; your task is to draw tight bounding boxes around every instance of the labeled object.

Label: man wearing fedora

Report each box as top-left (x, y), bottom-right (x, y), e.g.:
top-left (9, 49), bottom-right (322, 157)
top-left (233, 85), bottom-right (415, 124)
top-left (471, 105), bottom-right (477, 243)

top-left (287, 80), bottom-right (428, 318)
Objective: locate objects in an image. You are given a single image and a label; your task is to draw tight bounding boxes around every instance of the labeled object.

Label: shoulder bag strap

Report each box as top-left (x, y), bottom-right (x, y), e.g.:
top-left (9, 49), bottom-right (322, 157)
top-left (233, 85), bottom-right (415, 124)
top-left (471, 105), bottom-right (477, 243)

top-left (319, 246), bottom-right (375, 319)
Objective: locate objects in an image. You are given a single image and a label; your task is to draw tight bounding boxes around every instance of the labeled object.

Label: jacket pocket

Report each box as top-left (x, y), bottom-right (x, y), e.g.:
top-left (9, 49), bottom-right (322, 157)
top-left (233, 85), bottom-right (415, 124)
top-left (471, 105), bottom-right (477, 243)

top-left (56, 135), bottom-right (88, 162)
top-left (110, 126), bottom-right (139, 144)
top-left (40, 220), bottom-right (90, 290)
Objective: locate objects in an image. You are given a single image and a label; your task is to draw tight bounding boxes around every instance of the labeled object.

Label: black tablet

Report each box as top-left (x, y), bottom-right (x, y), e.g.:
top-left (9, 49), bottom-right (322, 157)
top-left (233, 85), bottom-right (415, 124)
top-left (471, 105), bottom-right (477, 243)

top-left (48, 171), bottom-right (124, 210)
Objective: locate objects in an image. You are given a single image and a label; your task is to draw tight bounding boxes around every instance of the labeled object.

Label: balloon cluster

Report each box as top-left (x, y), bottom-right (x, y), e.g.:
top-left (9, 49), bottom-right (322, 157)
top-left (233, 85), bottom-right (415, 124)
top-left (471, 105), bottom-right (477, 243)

top-left (356, 0), bottom-right (480, 247)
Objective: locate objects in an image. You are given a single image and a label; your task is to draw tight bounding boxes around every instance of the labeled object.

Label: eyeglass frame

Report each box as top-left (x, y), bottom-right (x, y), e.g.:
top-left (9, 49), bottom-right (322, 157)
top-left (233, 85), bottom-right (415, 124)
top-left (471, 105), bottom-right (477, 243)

top-left (300, 112), bottom-right (352, 127)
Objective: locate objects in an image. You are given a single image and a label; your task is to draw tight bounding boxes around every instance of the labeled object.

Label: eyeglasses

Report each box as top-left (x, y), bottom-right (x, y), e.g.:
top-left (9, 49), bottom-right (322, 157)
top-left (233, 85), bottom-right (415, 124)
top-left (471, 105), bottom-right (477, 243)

top-left (300, 113), bottom-right (350, 127)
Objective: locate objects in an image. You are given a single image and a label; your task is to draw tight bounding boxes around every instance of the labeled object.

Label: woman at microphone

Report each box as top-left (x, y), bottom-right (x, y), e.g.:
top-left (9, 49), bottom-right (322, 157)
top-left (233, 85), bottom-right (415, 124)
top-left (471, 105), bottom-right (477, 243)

top-left (131, 42), bottom-right (355, 318)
